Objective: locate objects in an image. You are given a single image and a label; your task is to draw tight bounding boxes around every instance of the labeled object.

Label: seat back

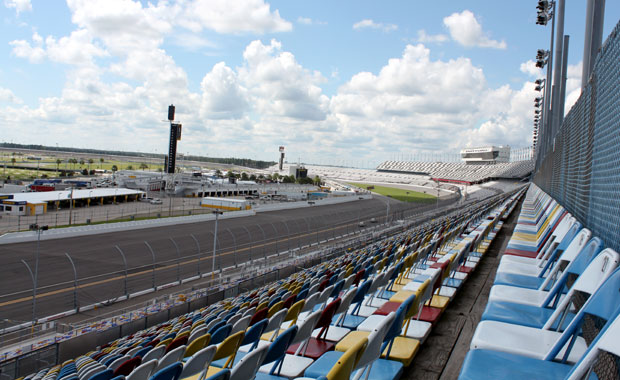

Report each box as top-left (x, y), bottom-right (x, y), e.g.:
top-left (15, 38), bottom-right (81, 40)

top-left (188, 325), bottom-right (208, 343)
top-left (545, 265), bottom-right (620, 363)
top-left (315, 298), bottom-right (342, 340)
top-left (210, 324), bottom-right (232, 346)
top-left (112, 357), bottom-right (141, 377)
top-left (230, 315), bottom-right (251, 335)
top-left (141, 345), bottom-right (165, 363)
top-left (240, 318), bottom-right (268, 350)
top-left (179, 345), bottom-right (217, 379)
top-left (212, 331), bottom-right (245, 368)
top-left (154, 345), bottom-right (185, 373)
top-left (283, 300), bottom-right (305, 326)
top-left (107, 355), bottom-right (130, 371)
top-left (354, 312), bottom-right (396, 373)
top-left (566, 308), bottom-right (620, 380)
top-left (229, 345), bottom-right (269, 380)
top-left (542, 237), bottom-right (604, 308)
top-left (301, 292), bottom-right (320, 313)
top-left (184, 333), bottom-right (210, 358)
top-left (291, 310), bottom-right (323, 349)
top-left (262, 325), bottom-right (299, 376)
top-left (325, 338), bottom-right (368, 380)
top-left (202, 368), bottom-right (230, 380)
top-left (538, 228), bottom-right (591, 288)
top-left (149, 362), bottom-right (183, 380)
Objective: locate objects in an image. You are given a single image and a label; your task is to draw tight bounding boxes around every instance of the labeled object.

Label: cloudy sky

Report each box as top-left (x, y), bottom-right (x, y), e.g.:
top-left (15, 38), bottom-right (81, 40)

top-left (1, 1), bottom-right (618, 166)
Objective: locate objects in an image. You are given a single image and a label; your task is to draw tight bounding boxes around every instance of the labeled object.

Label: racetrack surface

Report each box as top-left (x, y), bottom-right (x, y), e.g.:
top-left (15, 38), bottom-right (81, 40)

top-left (0, 196), bottom-right (457, 323)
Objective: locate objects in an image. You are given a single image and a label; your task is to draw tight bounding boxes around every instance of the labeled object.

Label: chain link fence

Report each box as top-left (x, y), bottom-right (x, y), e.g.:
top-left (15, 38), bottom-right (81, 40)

top-left (534, 21), bottom-right (620, 253)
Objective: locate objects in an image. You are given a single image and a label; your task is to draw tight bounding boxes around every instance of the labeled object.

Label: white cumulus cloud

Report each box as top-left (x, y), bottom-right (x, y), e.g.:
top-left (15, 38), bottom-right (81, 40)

top-left (353, 19), bottom-right (398, 33)
top-left (443, 10), bottom-right (506, 49)
top-left (4, 0), bottom-right (31, 14)
top-left (415, 29), bottom-right (449, 44)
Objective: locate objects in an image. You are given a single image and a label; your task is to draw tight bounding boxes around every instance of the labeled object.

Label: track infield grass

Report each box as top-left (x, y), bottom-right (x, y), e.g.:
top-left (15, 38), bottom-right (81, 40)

top-left (348, 182), bottom-right (437, 203)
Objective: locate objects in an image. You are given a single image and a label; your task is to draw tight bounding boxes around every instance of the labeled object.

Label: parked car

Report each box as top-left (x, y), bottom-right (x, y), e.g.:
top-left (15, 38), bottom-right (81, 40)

top-left (149, 198), bottom-right (163, 205)
top-left (370, 217), bottom-right (377, 223)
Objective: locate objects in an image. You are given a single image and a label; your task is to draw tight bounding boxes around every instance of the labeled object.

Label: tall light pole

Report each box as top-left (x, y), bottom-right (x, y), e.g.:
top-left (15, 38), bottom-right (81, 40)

top-left (212, 210), bottom-right (223, 280)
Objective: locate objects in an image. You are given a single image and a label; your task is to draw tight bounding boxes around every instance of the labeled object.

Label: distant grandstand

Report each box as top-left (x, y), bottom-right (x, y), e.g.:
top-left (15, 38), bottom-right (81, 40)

top-left (377, 146), bottom-right (534, 185)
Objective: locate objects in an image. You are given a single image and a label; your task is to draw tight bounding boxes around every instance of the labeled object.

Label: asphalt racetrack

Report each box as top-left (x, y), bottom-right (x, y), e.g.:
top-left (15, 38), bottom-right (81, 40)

top-left (0, 196), bottom-right (452, 323)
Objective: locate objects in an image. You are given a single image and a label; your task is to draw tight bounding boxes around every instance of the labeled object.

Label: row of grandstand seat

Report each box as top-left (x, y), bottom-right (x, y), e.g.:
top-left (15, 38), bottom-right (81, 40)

top-left (376, 161), bottom-right (534, 182)
top-left (20, 189), bottom-right (524, 380)
top-left (459, 184), bottom-right (620, 380)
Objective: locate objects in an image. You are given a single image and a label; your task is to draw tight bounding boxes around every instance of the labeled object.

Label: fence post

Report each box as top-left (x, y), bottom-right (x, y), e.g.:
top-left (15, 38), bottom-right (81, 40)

top-left (114, 245), bottom-right (129, 298)
top-left (256, 224), bottom-right (267, 265)
top-left (270, 222), bottom-right (278, 255)
top-left (283, 221), bottom-right (291, 256)
top-left (64, 253), bottom-right (79, 311)
top-left (190, 233), bottom-right (201, 277)
top-left (143, 241), bottom-right (157, 290)
top-left (169, 237), bottom-right (181, 284)
top-left (20, 260), bottom-right (36, 329)
top-left (242, 226), bottom-right (252, 264)
top-left (227, 229), bottom-right (237, 268)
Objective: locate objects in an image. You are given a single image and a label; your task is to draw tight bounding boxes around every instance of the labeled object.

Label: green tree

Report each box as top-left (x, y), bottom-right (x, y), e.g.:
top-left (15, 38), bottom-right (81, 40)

top-left (140, 163), bottom-right (149, 170)
top-left (79, 158), bottom-right (85, 167)
top-left (215, 169), bottom-right (222, 177)
top-left (227, 170), bottom-right (235, 178)
top-left (11, 157), bottom-right (16, 165)
top-left (111, 165), bottom-right (118, 172)
top-left (127, 165), bottom-right (133, 170)
top-left (272, 173), bottom-right (280, 181)
top-left (81, 168), bottom-right (88, 175)
top-left (313, 175), bottom-right (321, 186)
top-left (88, 158), bottom-right (94, 172)
top-left (241, 172), bottom-right (249, 180)
top-left (157, 167), bottom-right (163, 172)
top-left (250, 174), bottom-right (257, 181)
top-left (56, 158), bottom-right (62, 174)
top-left (99, 157), bottom-right (104, 169)
top-left (297, 176), bottom-right (313, 185)
top-left (282, 175), bottom-right (294, 183)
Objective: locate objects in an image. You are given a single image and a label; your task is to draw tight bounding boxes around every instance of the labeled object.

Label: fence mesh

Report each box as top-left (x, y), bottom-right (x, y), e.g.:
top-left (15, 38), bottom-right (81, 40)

top-left (534, 21), bottom-right (620, 253)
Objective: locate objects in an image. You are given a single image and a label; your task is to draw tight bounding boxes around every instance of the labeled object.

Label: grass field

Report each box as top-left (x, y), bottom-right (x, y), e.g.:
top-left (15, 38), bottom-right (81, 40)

top-left (348, 182), bottom-right (437, 203)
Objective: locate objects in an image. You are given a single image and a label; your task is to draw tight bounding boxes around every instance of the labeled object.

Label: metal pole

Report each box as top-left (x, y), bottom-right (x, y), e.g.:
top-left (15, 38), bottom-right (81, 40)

top-left (256, 224), bottom-right (267, 264)
top-left (226, 229), bottom-right (237, 268)
top-left (190, 233), bottom-right (201, 276)
top-left (242, 226), bottom-right (253, 263)
top-left (64, 253), bottom-right (78, 311)
top-left (169, 237), bottom-right (181, 283)
top-left (558, 35), bottom-right (570, 123)
top-left (212, 211), bottom-right (221, 280)
top-left (20, 260), bottom-right (36, 330)
top-left (283, 221), bottom-right (291, 254)
top-left (143, 241), bottom-right (157, 289)
top-left (270, 223), bottom-right (278, 255)
top-left (33, 228), bottom-right (41, 328)
top-left (114, 245), bottom-right (128, 297)
top-left (551, 0), bottom-right (565, 140)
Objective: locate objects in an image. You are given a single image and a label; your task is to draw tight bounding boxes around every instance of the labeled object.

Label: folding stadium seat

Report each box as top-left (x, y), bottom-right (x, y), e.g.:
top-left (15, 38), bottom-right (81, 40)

top-left (459, 273), bottom-right (620, 380)
top-left (496, 220), bottom-right (581, 277)
top-left (255, 325), bottom-right (299, 380)
top-left (180, 345), bottom-right (217, 379)
top-left (286, 298), bottom-right (341, 360)
top-left (494, 226), bottom-right (589, 289)
top-left (201, 331), bottom-right (246, 378)
top-left (228, 345), bottom-right (269, 380)
top-left (303, 312), bottom-right (402, 380)
top-left (336, 293), bottom-right (420, 367)
top-left (488, 238), bottom-right (604, 306)
top-left (472, 250), bottom-right (620, 363)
